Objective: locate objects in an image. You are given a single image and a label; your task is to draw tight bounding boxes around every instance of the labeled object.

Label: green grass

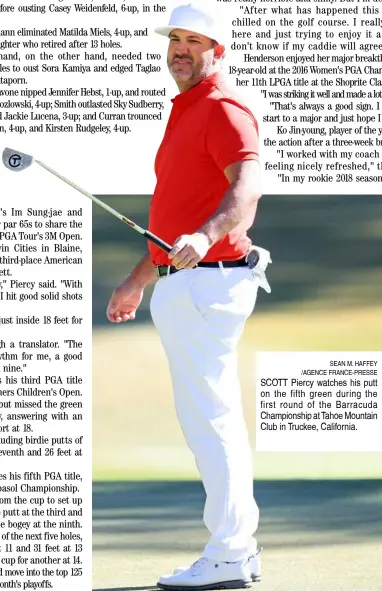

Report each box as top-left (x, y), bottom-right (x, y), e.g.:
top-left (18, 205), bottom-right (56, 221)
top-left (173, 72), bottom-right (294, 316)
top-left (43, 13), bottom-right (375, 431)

top-left (93, 304), bottom-right (381, 481)
top-left (93, 454), bottom-right (382, 482)
top-left (93, 480), bottom-right (382, 590)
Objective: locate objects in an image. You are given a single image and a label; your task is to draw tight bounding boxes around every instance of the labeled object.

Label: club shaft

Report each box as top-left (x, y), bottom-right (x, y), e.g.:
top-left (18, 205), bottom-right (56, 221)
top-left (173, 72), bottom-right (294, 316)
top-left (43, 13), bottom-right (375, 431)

top-left (35, 160), bottom-right (141, 228)
top-left (34, 159), bottom-right (172, 253)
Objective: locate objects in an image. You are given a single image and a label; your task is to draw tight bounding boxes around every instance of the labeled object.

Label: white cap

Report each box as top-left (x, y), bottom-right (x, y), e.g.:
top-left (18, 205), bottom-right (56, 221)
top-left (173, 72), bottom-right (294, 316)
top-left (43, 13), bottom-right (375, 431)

top-left (154, 3), bottom-right (224, 45)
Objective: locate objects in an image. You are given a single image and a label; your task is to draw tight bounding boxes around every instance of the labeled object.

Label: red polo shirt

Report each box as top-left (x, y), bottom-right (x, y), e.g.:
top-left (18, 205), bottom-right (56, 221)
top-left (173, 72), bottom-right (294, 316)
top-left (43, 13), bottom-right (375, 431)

top-left (148, 72), bottom-right (259, 265)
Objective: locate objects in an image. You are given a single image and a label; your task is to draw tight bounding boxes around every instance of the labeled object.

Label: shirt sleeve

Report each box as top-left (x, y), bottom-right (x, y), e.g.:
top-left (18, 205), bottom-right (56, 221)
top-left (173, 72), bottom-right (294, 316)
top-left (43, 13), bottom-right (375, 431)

top-left (205, 99), bottom-right (260, 172)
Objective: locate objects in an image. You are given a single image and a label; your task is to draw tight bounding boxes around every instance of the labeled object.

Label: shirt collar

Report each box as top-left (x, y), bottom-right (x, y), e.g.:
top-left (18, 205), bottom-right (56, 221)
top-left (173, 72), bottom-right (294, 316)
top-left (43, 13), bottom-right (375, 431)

top-left (171, 72), bottom-right (224, 109)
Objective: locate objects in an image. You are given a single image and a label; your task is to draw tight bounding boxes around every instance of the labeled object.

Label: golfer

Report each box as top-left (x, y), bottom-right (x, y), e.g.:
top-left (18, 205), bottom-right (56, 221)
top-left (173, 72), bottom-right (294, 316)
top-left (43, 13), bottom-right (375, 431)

top-left (107, 3), bottom-right (271, 589)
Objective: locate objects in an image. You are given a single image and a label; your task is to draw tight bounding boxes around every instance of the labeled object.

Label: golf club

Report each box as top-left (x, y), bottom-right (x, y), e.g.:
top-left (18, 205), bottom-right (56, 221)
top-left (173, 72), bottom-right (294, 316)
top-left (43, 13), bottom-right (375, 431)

top-left (2, 147), bottom-right (172, 254)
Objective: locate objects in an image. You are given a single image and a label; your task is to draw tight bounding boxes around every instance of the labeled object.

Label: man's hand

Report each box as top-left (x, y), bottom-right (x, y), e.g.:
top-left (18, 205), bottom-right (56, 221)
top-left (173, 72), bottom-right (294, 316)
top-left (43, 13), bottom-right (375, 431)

top-left (106, 276), bottom-right (144, 323)
top-left (168, 232), bottom-right (211, 269)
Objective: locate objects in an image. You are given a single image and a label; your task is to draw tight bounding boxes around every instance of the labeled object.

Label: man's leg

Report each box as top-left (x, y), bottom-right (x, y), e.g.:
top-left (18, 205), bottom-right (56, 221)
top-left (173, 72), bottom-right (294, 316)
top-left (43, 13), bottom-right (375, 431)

top-left (150, 266), bottom-right (259, 562)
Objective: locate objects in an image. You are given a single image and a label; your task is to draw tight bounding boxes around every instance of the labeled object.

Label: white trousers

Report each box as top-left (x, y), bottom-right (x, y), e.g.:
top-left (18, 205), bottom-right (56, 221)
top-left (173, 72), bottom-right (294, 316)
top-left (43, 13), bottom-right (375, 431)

top-left (150, 265), bottom-right (260, 562)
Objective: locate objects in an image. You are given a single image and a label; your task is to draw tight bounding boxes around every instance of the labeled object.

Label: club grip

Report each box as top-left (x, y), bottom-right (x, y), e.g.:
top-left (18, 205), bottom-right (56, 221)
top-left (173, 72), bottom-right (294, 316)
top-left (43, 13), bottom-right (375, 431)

top-left (144, 230), bottom-right (172, 253)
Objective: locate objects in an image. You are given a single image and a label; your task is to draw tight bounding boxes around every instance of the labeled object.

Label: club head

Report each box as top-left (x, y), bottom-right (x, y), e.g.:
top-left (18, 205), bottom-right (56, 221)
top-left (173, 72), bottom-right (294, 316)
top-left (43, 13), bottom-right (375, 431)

top-left (2, 148), bottom-right (34, 172)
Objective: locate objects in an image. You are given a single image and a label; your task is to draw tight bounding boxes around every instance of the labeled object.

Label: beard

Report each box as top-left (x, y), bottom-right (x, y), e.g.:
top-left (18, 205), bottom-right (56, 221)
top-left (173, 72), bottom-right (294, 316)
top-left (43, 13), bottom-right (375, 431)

top-left (168, 53), bottom-right (214, 84)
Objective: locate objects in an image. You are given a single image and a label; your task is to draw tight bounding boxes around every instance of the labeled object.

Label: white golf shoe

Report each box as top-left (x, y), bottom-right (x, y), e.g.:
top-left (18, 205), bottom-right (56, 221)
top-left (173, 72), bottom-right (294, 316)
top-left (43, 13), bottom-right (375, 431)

top-left (157, 556), bottom-right (252, 590)
top-left (171, 549), bottom-right (262, 583)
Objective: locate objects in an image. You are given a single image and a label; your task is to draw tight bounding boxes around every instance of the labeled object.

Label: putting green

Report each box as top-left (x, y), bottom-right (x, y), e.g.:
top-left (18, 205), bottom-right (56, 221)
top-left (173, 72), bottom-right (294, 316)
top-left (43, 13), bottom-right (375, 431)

top-left (92, 480), bottom-right (382, 591)
top-left (93, 545), bottom-right (382, 591)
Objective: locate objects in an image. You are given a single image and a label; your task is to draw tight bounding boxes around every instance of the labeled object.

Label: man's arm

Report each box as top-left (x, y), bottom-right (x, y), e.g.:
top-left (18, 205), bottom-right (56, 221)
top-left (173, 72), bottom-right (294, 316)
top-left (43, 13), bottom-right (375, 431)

top-left (106, 253), bottom-right (156, 323)
top-left (169, 159), bottom-right (261, 269)
top-left (128, 253), bottom-right (157, 288)
top-left (197, 159), bottom-right (261, 247)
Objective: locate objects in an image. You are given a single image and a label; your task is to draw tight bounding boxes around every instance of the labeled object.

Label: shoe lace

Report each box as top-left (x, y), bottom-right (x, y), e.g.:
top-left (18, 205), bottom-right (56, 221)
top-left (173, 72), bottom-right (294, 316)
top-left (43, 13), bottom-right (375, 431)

top-left (190, 557), bottom-right (209, 575)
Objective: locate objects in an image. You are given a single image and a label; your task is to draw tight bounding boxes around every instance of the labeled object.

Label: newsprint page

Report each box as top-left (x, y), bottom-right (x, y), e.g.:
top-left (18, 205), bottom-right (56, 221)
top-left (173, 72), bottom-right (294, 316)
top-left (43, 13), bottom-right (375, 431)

top-left (0, 0), bottom-right (381, 590)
